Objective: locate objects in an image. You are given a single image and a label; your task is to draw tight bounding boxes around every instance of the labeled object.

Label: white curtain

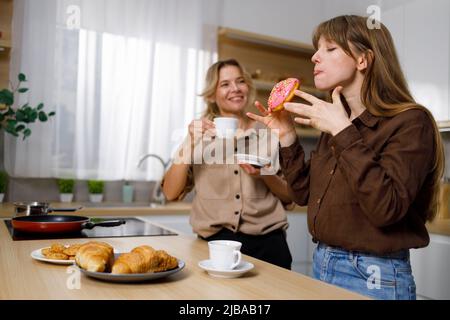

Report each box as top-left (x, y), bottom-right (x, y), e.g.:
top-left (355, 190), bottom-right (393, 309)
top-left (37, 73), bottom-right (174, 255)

top-left (5, 0), bottom-right (221, 180)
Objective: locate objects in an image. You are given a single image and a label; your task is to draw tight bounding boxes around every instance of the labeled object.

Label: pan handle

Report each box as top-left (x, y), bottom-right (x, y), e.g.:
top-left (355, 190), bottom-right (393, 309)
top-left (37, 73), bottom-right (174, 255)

top-left (49, 207), bottom-right (83, 212)
top-left (82, 219), bottom-right (126, 230)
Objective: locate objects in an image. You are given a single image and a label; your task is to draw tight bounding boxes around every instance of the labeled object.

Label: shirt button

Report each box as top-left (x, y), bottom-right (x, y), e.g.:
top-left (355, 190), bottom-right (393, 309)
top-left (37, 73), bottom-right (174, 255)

top-left (317, 198), bottom-right (321, 204)
top-left (234, 170), bottom-right (239, 175)
top-left (235, 194), bottom-right (240, 200)
top-left (331, 146), bottom-right (335, 152)
top-left (234, 211), bottom-right (239, 215)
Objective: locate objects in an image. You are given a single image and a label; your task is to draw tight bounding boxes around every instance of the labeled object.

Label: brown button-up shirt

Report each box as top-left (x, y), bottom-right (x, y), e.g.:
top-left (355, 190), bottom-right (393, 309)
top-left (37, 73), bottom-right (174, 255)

top-left (169, 122), bottom-right (290, 238)
top-left (279, 109), bottom-right (436, 254)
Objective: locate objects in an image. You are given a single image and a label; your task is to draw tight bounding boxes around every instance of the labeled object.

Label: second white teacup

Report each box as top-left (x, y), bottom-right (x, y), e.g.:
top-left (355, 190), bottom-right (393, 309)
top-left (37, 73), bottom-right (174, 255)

top-left (208, 240), bottom-right (242, 270)
top-left (214, 117), bottom-right (238, 139)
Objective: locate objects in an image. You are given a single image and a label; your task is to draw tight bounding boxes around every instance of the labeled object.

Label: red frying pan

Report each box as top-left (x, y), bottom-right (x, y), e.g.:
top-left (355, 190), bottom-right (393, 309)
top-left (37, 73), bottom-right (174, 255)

top-left (11, 215), bottom-right (126, 233)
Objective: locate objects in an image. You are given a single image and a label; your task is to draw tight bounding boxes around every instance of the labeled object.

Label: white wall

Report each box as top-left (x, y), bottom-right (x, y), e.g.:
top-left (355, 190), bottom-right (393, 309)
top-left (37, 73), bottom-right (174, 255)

top-left (222, 0), bottom-right (377, 44)
top-left (222, 0), bottom-right (450, 121)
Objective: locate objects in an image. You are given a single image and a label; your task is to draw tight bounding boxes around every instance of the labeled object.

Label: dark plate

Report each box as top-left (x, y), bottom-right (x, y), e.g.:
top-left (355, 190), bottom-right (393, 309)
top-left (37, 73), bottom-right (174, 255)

top-left (75, 254), bottom-right (185, 283)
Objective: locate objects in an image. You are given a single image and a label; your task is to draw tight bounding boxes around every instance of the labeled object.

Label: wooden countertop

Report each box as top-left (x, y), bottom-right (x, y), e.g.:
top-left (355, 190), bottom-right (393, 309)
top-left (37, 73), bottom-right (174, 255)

top-left (1, 202), bottom-right (449, 236)
top-left (0, 219), bottom-right (366, 300)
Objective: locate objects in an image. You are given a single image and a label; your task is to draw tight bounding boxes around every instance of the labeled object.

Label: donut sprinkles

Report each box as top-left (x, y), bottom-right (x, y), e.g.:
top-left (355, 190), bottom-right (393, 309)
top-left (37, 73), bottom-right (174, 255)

top-left (267, 78), bottom-right (300, 112)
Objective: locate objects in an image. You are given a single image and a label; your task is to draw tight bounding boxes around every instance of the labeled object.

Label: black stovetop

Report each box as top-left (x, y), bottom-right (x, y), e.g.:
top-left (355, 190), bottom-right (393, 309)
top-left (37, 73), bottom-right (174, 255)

top-left (4, 217), bottom-right (177, 241)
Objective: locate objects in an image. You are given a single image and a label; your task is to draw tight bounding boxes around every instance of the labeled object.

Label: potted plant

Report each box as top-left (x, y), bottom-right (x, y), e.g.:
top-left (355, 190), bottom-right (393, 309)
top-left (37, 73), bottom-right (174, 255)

top-left (57, 179), bottom-right (75, 203)
top-left (0, 171), bottom-right (7, 202)
top-left (88, 180), bottom-right (104, 203)
top-left (0, 73), bottom-right (55, 140)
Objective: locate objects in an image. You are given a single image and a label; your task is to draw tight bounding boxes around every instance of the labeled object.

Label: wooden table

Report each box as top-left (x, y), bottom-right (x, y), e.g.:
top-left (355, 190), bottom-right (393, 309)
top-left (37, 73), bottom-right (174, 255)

top-left (0, 218), bottom-right (366, 300)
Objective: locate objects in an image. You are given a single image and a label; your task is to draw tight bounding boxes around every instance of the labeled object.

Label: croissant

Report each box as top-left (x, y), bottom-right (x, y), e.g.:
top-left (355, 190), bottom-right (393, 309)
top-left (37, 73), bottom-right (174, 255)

top-left (111, 245), bottom-right (178, 274)
top-left (75, 241), bottom-right (114, 272)
top-left (151, 250), bottom-right (179, 272)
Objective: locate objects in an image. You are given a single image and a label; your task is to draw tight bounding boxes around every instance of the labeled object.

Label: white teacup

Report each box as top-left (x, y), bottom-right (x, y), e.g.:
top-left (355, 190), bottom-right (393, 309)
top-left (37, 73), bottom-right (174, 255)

top-left (214, 117), bottom-right (238, 139)
top-left (208, 240), bottom-right (242, 270)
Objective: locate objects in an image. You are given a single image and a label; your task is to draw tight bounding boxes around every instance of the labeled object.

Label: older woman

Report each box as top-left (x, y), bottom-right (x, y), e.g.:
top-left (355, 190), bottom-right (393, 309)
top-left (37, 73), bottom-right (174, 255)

top-left (162, 59), bottom-right (293, 269)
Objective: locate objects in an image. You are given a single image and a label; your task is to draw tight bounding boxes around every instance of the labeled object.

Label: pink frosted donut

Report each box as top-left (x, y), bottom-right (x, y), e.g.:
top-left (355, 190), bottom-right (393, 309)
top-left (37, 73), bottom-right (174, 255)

top-left (267, 78), bottom-right (300, 112)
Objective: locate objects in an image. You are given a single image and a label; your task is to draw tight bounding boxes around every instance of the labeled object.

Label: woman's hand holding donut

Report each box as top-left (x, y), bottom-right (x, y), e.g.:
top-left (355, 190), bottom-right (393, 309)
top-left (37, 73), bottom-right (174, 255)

top-left (284, 86), bottom-right (352, 136)
top-left (246, 101), bottom-right (298, 147)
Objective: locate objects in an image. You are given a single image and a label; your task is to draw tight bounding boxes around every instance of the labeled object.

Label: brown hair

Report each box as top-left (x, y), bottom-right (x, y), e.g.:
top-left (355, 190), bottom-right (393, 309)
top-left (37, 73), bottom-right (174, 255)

top-left (313, 15), bottom-right (444, 222)
top-left (200, 59), bottom-right (255, 120)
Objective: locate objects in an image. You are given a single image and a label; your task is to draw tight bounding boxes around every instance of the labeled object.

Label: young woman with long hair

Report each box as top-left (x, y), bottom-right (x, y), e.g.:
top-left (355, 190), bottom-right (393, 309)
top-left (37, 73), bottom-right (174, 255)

top-left (247, 15), bottom-right (444, 299)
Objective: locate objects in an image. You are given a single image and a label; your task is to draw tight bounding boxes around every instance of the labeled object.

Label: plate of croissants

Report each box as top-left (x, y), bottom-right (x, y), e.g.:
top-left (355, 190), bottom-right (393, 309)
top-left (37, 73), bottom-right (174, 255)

top-left (73, 241), bottom-right (185, 283)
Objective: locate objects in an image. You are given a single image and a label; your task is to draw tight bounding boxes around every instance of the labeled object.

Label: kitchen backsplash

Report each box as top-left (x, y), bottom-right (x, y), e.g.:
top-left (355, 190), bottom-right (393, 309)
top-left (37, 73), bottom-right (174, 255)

top-left (3, 132), bottom-right (450, 203)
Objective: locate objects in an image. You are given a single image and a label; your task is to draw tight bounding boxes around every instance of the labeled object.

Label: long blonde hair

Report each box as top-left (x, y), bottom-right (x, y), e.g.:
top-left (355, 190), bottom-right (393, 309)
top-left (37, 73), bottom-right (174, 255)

top-left (313, 15), bottom-right (444, 222)
top-left (200, 59), bottom-right (255, 120)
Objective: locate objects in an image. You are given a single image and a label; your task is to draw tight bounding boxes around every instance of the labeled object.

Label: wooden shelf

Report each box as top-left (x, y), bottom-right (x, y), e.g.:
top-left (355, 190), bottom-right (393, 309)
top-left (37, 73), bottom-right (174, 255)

top-left (295, 127), bottom-right (321, 138)
top-left (438, 121), bottom-right (450, 131)
top-left (218, 27), bottom-right (315, 54)
top-left (0, 40), bottom-right (11, 53)
top-left (0, 39), bottom-right (11, 49)
top-left (253, 80), bottom-right (327, 99)
top-left (0, 0), bottom-right (13, 88)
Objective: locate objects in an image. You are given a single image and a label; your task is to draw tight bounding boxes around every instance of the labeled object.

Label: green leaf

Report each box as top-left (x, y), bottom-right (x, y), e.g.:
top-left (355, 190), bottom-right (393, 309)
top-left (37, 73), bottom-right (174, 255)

top-left (15, 124), bottom-right (25, 132)
top-left (0, 89), bottom-right (14, 105)
top-left (18, 88), bottom-right (29, 93)
top-left (15, 109), bottom-right (25, 121)
top-left (6, 129), bottom-right (19, 137)
top-left (5, 108), bottom-right (14, 116)
top-left (37, 103), bottom-right (44, 110)
top-left (18, 73), bottom-right (26, 82)
top-left (6, 119), bottom-right (17, 128)
top-left (5, 121), bottom-right (18, 136)
top-left (48, 111), bottom-right (56, 117)
top-left (23, 128), bottom-right (31, 139)
top-left (38, 111), bottom-right (48, 122)
top-left (30, 110), bottom-right (38, 122)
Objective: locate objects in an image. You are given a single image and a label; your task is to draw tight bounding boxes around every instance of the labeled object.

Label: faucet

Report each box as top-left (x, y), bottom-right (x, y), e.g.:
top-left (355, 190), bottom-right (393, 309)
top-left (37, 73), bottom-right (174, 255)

top-left (137, 154), bottom-right (171, 206)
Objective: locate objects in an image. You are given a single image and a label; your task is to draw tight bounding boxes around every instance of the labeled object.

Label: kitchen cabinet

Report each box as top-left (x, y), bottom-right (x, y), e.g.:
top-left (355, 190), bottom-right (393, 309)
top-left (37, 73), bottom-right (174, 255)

top-left (139, 214), bottom-right (195, 237)
top-left (218, 27), bottom-right (321, 138)
top-left (410, 233), bottom-right (450, 300)
top-left (383, 0), bottom-right (450, 124)
top-left (286, 212), bottom-right (316, 276)
top-left (0, 0), bottom-right (13, 89)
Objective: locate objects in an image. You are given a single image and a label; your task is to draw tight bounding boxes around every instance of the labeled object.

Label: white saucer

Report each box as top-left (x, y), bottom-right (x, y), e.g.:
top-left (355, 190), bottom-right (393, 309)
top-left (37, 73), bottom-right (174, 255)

top-left (198, 259), bottom-right (254, 278)
top-left (235, 154), bottom-right (271, 168)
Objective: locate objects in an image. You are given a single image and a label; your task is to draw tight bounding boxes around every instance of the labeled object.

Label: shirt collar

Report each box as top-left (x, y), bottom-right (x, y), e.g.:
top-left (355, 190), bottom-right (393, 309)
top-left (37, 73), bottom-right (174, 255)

top-left (353, 109), bottom-right (380, 128)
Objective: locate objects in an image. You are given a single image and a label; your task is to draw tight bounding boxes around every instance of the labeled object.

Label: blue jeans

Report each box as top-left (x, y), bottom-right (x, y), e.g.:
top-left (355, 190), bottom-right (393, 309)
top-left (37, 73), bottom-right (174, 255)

top-left (313, 243), bottom-right (416, 300)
